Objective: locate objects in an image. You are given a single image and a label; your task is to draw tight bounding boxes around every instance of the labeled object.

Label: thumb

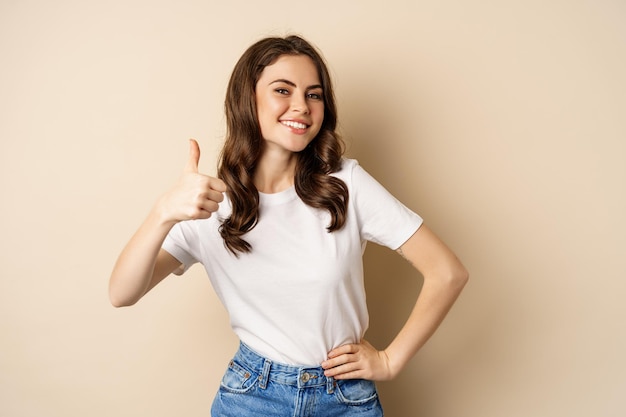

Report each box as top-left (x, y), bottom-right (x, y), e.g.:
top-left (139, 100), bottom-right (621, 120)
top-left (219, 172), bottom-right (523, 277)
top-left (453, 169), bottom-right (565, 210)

top-left (184, 139), bottom-right (200, 173)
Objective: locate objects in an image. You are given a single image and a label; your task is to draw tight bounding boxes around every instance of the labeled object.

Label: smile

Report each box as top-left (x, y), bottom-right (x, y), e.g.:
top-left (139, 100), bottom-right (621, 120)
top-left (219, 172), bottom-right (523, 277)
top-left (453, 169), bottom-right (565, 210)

top-left (280, 120), bottom-right (309, 129)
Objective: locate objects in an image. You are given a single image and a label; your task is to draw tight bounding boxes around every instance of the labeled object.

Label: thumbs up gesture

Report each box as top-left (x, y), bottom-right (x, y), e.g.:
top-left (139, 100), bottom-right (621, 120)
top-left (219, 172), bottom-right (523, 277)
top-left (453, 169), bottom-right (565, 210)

top-left (157, 139), bottom-right (227, 225)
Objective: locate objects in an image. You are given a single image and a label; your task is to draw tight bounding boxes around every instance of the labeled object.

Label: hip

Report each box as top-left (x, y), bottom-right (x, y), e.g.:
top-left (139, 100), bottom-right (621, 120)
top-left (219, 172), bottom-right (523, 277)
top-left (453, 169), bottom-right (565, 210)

top-left (211, 342), bottom-right (383, 416)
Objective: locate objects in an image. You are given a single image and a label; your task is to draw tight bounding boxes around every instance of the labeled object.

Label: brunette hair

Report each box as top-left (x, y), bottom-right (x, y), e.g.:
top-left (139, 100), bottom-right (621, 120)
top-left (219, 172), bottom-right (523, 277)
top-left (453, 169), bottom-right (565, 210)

top-left (218, 35), bottom-right (348, 255)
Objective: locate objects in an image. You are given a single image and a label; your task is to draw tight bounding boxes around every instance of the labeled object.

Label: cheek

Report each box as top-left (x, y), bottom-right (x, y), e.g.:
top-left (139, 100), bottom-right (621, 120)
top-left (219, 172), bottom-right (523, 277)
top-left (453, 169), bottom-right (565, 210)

top-left (313, 104), bottom-right (325, 124)
top-left (259, 97), bottom-right (287, 121)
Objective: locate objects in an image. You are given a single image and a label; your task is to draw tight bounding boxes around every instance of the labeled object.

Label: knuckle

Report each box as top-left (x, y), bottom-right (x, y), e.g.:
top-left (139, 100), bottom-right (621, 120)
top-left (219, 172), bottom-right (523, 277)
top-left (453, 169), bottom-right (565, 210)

top-left (207, 201), bottom-right (219, 212)
top-left (187, 208), bottom-right (201, 219)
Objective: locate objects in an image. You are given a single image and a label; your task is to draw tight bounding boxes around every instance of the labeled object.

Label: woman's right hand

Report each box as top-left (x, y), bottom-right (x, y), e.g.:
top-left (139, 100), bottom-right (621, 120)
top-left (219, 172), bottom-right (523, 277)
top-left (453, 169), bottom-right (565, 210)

top-left (109, 139), bottom-right (227, 307)
top-left (156, 139), bottom-right (227, 225)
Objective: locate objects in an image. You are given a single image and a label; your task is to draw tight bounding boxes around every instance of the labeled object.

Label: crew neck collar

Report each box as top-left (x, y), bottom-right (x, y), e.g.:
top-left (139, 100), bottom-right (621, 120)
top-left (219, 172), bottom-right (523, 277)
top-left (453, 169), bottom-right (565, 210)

top-left (258, 185), bottom-right (298, 206)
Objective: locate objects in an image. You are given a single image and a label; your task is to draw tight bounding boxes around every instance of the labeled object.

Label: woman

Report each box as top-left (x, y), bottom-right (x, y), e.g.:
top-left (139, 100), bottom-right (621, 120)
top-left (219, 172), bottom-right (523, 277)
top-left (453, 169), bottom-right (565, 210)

top-left (109, 35), bottom-right (468, 416)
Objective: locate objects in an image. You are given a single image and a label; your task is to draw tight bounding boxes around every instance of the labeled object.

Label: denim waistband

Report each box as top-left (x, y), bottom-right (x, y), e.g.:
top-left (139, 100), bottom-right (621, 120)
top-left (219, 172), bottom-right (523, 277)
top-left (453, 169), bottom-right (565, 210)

top-left (234, 342), bottom-right (335, 393)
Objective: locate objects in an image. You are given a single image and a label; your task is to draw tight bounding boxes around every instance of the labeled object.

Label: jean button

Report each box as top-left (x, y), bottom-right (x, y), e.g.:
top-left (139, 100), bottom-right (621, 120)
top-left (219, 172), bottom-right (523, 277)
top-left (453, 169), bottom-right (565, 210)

top-left (301, 372), bottom-right (311, 383)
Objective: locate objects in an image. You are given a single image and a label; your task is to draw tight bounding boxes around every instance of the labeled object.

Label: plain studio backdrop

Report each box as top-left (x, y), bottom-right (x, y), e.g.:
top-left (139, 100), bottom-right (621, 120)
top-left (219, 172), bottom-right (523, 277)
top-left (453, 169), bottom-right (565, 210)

top-left (1, 1), bottom-right (625, 416)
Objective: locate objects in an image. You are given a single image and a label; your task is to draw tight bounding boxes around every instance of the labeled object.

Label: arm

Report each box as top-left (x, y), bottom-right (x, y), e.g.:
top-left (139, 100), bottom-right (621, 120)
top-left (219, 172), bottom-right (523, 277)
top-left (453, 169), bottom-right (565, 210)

top-left (108, 139), bottom-right (227, 307)
top-left (108, 211), bottom-right (182, 308)
top-left (322, 224), bottom-right (469, 380)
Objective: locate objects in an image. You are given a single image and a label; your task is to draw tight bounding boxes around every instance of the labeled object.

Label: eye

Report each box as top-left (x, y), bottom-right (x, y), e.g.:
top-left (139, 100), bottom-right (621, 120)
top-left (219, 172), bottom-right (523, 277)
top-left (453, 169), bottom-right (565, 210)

top-left (307, 92), bottom-right (323, 100)
top-left (274, 88), bottom-right (290, 95)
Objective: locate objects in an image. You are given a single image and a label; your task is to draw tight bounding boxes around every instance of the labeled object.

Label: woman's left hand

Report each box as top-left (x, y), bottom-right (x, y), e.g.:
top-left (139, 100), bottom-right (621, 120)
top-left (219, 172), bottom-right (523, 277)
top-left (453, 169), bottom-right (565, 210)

top-left (321, 339), bottom-right (395, 381)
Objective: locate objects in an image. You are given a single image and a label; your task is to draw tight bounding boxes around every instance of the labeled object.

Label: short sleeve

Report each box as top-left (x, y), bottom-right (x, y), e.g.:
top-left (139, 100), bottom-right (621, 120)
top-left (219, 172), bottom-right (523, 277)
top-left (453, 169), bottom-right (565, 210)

top-left (162, 220), bottom-right (201, 275)
top-left (350, 162), bottom-right (423, 250)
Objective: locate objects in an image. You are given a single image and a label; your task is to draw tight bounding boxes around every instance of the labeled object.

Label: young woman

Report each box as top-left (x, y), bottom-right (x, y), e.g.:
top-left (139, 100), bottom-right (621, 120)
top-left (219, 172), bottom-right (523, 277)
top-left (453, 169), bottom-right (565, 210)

top-left (109, 35), bottom-right (468, 416)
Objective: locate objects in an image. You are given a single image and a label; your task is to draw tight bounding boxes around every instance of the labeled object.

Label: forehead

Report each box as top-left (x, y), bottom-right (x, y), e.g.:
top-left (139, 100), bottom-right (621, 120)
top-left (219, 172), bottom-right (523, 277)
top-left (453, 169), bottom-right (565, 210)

top-left (257, 54), bottom-right (321, 85)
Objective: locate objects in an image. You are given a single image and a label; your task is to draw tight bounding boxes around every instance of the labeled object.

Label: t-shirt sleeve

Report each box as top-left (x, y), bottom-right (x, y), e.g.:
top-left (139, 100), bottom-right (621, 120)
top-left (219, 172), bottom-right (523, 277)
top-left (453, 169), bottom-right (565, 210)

top-left (161, 220), bottom-right (200, 275)
top-left (350, 161), bottom-right (423, 250)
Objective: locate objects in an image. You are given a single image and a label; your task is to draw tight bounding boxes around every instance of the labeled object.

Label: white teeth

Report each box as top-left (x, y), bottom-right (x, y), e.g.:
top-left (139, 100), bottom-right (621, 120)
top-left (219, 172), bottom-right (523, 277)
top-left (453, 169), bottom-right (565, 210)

top-left (281, 121), bottom-right (308, 129)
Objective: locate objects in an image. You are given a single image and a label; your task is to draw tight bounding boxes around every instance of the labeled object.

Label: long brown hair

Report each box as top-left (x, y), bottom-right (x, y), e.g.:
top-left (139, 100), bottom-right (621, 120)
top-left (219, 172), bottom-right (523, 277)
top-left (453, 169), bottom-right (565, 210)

top-left (218, 35), bottom-right (348, 255)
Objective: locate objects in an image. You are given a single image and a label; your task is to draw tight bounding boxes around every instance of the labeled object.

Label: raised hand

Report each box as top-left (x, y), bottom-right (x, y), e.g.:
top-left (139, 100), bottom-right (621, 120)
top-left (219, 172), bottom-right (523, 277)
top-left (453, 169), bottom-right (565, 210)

top-left (157, 139), bottom-right (227, 225)
top-left (321, 339), bottom-right (395, 382)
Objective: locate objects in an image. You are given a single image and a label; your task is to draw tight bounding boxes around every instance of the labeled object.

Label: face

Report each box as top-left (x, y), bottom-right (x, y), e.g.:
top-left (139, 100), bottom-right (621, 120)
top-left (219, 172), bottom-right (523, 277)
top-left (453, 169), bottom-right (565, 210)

top-left (255, 54), bottom-right (325, 154)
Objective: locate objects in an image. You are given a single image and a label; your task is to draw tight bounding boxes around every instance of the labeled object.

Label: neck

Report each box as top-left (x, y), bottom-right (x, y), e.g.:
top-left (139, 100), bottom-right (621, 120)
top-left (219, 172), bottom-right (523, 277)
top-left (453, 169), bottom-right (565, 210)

top-left (254, 149), bottom-right (298, 194)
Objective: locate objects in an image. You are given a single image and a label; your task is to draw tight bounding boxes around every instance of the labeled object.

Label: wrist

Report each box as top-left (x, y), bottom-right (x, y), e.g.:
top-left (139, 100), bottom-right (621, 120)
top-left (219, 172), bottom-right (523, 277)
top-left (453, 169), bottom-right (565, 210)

top-left (150, 196), bottom-right (179, 230)
top-left (383, 346), bottom-right (409, 379)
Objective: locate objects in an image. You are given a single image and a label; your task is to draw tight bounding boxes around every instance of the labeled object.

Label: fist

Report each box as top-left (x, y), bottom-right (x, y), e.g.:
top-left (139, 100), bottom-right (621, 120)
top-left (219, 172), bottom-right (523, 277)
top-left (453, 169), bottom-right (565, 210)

top-left (158, 139), bottom-right (227, 223)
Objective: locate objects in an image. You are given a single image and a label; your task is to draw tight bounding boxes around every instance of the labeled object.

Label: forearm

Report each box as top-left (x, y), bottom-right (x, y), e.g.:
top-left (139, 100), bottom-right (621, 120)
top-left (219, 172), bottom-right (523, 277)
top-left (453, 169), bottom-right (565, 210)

top-left (384, 270), bottom-right (468, 376)
top-left (322, 269), bottom-right (467, 382)
top-left (321, 225), bottom-right (469, 382)
top-left (109, 206), bottom-right (176, 307)
top-left (109, 139), bottom-right (226, 307)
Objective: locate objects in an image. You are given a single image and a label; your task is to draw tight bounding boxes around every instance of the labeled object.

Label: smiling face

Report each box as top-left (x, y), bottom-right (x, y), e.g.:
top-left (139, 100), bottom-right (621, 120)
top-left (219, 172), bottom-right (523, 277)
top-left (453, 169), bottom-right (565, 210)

top-left (255, 54), bottom-right (325, 155)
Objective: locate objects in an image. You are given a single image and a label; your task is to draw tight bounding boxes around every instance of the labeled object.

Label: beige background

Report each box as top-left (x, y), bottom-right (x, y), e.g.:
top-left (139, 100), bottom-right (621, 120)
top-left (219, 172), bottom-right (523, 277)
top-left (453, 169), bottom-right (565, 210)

top-left (1, 0), bottom-right (625, 416)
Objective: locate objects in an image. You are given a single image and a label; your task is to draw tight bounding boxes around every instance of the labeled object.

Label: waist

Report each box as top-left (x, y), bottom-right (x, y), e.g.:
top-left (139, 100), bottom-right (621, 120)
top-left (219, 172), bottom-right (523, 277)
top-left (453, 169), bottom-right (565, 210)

top-left (234, 342), bottom-right (335, 390)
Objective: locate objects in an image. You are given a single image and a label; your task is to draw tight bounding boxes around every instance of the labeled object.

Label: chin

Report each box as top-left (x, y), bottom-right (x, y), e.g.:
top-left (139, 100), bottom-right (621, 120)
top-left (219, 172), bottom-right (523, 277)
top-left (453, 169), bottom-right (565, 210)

top-left (292, 140), bottom-right (315, 153)
top-left (274, 138), bottom-right (315, 153)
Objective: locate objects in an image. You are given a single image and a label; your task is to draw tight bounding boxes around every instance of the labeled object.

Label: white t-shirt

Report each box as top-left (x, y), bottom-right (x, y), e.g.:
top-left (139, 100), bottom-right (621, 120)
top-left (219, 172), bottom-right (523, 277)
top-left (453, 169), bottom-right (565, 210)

top-left (162, 159), bottom-right (422, 366)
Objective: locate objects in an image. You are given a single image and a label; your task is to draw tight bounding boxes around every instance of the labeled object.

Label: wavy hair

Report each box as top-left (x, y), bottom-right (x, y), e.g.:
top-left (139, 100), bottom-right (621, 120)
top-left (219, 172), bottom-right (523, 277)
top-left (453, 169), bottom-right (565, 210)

top-left (218, 35), bottom-right (348, 255)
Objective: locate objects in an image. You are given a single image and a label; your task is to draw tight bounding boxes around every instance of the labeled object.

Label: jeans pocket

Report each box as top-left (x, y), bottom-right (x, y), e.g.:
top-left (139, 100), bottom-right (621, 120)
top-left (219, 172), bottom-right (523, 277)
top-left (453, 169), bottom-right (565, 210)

top-left (334, 379), bottom-right (379, 406)
top-left (219, 359), bottom-right (259, 394)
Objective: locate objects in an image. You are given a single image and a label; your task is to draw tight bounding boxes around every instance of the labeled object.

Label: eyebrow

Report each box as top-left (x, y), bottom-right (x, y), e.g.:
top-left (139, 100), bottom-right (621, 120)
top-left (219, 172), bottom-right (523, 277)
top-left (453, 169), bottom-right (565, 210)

top-left (269, 79), bottom-right (323, 91)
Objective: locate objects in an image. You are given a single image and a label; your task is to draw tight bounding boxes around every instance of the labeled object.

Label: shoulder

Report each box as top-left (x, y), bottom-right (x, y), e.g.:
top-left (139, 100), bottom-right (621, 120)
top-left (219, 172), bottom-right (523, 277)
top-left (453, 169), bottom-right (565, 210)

top-left (332, 158), bottom-right (381, 191)
top-left (337, 157), bottom-right (359, 173)
top-left (331, 158), bottom-right (360, 183)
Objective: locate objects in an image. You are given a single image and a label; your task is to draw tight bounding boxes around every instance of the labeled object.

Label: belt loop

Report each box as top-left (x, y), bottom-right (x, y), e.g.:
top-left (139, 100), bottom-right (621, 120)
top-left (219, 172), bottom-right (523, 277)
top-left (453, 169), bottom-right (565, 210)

top-left (326, 375), bottom-right (335, 394)
top-left (259, 358), bottom-right (271, 389)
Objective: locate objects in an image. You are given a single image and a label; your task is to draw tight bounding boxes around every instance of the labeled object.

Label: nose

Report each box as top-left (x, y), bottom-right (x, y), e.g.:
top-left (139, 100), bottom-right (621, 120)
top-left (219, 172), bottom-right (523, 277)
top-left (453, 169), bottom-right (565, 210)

top-left (290, 94), bottom-right (310, 114)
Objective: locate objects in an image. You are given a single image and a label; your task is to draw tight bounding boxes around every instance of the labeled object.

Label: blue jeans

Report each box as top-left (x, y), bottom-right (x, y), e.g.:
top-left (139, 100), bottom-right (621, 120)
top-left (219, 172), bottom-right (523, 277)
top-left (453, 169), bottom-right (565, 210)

top-left (211, 342), bottom-right (384, 416)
